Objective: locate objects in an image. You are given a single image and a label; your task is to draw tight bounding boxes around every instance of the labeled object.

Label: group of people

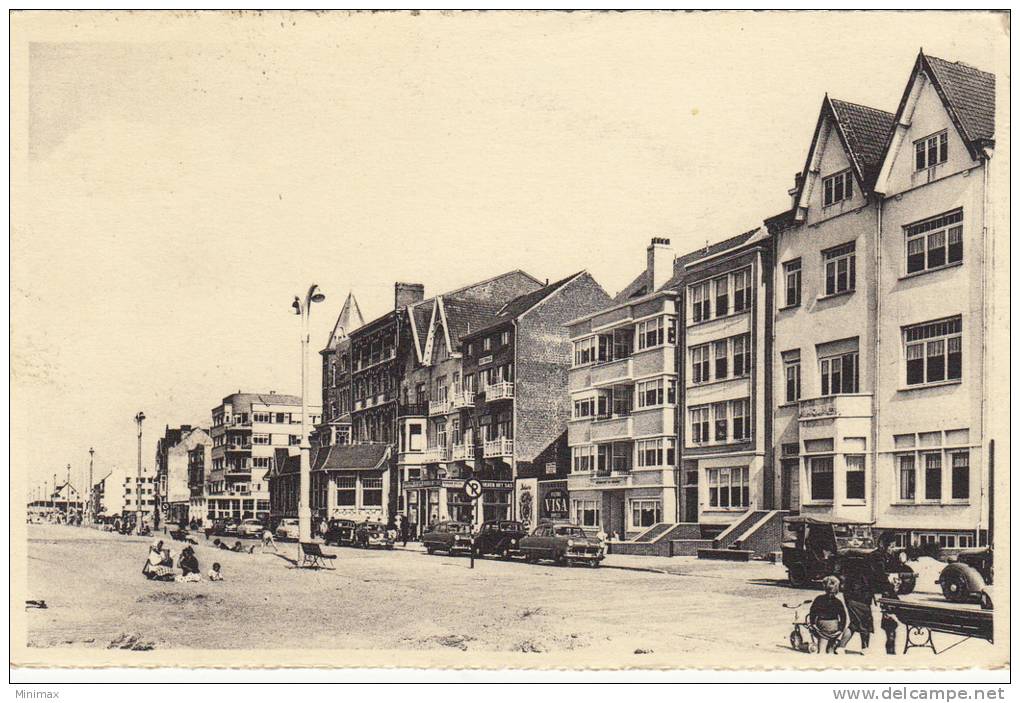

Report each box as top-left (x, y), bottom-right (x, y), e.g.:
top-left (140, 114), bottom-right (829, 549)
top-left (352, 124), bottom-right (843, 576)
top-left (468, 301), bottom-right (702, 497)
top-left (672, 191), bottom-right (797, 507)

top-left (142, 540), bottom-right (223, 583)
top-left (806, 533), bottom-right (901, 655)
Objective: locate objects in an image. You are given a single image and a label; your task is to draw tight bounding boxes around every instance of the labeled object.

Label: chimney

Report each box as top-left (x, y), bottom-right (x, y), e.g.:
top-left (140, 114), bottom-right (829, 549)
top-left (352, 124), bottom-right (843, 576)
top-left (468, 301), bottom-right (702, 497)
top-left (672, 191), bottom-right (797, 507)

top-left (394, 282), bottom-right (425, 309)
top-left (646, 237), bottom-right (674, 292)
top-left (789, 171), bottom-right (804, 209)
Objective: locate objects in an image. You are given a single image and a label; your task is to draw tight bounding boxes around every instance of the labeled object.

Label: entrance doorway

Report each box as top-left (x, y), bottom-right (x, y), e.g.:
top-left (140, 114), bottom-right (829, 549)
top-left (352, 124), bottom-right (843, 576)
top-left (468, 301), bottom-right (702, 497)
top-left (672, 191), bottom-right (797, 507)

top-left (781, 459), bottom-right (799, 511)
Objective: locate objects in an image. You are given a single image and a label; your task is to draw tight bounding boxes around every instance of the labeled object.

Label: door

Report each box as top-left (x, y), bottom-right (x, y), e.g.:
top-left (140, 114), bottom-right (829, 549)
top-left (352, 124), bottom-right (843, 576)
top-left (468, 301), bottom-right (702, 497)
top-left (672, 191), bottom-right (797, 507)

top-left (781, 459), bottom-right (799, 511)
top-left (683, 488), bottom-right (699, 522)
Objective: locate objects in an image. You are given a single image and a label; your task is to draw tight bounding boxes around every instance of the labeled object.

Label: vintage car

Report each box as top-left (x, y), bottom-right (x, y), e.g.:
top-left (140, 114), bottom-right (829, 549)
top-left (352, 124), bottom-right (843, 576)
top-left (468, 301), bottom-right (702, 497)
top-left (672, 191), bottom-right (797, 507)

top-left (275, 518), bottom-right (301, 541)
top-left (354, 521), bottom-right (395, 549)
top-left (221, 518), bottom-right (241, 536)
top-left (237, 519), bottom-right (264, 538)
top-left (324, 519), bottom-right (359, 547)
top-left (518, 523), bottom-right (605, 567)
top-left (781, 516), bottom-right (916, 594)
top-left (422, 521), bottom-right (474, 555)
top-left (473, 520), bottom-right (528, 559)
top-left (938, 547), bottom-right (993, 608)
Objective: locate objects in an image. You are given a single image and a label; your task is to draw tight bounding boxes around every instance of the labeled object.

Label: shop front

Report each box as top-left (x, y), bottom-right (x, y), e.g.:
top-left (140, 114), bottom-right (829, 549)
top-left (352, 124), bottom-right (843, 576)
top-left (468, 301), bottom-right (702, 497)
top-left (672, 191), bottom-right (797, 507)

top-left (405, 477), bottom-right (513, 530)
top-left (566, 471), bottom-right (676, 539)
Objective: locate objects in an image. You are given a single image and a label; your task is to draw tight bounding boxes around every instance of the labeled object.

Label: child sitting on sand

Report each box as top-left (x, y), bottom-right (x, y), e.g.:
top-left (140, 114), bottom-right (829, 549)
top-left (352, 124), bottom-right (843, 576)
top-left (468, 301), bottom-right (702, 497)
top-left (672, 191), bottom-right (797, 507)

top-left (209, 562), bottom-right (224, 581)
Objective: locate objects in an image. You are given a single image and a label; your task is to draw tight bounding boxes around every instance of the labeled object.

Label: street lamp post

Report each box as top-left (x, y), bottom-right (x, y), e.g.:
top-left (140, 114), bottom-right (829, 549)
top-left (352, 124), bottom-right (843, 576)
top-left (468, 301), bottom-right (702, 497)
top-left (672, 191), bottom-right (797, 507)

top-left (87, 447), bottom-right (95, 524)
top-left (292, 284), bottom-right (326, 544)
top-left (135, 411), bottom-right (146, 534)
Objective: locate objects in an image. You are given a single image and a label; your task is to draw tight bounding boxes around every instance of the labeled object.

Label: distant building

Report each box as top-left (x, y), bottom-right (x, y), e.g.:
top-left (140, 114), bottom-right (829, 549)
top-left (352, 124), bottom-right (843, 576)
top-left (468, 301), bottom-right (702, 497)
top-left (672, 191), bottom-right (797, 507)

top-left (314, 292), bottom-right (364, 448)
top-left (188, 443), bottom-right (211, 525)
top-left (209, 391), bottom-right (320, 522)
top-left (161, 427), bottom-right (211, 525)
top-left (122, 471), bottom-right (156, 524)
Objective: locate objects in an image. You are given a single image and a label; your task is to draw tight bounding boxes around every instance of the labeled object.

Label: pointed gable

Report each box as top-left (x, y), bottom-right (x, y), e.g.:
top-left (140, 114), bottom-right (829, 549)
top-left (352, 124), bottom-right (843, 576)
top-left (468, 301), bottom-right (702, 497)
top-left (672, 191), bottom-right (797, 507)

top-left (829, 99), bottom-right (895, 188)
top-left (325, 293), bottom-right (365, 350)
top-left (875, 52), bottom-right (995, 195)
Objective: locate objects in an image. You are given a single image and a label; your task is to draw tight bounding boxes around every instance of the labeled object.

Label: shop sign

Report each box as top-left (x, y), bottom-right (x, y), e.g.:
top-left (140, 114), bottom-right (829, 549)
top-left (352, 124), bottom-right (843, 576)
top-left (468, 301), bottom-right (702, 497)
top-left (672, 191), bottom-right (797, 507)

top-left (478, 355), bottom-right (494, 367)
top-left (542, 488), bottom-right (569, 520)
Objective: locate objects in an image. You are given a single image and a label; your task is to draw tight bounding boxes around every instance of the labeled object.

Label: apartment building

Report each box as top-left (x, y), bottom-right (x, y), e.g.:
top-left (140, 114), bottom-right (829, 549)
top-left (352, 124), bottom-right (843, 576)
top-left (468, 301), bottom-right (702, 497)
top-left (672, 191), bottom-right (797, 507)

top-left (315, 292), bottom-right (364, 448)
top-left (122, 472), bottom-right (156, 523)
top-left (567, 239), bottom-right (681, 538)
top-left (680, 229), bottom-right (773, 528)
top-left (187, 442), bottom-right (211, 525)
top-left (766, 96), bottom-right (891, 522)
top-left (154, 424), bottom-right (191, 525)
top-left (459, 272), bottom-right (612, 530)
top-left (209, 391), bottom-right (320, 522)
top-left (397, 271), bottom-right (544, 533)
top-left (767, 51), bottom-right (998, 549)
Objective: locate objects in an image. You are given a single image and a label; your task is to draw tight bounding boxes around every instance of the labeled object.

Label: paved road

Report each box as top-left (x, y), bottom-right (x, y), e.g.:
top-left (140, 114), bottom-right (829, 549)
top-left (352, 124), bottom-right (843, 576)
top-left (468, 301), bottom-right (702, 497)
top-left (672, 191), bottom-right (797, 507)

top-left (23, 524), bottom-right (976, 664)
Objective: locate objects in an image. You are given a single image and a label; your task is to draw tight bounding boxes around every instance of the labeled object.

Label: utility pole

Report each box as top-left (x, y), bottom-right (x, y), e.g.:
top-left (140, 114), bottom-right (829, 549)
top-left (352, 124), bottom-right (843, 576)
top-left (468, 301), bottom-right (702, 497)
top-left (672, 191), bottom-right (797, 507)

top-left (135, 411), bottom-right (146, 533)
top-left (88, 447), bottom-right (95, 524)
top-left (66, 463), bottom-right (71, 518)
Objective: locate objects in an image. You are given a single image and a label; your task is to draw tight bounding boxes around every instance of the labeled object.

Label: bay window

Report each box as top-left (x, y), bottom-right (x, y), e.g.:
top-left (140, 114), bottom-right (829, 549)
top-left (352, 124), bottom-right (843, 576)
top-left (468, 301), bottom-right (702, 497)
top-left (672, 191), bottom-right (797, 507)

top-left (637, 316), bottom-right (675, 350)
top-left (631, 500), bottom-right (663, 528)
top-left (573, 336), bottom-right (597, 366)
top-left (571, 445), bottom-right (595, 473)
top-left (820, 351), bottom-right (859, 395)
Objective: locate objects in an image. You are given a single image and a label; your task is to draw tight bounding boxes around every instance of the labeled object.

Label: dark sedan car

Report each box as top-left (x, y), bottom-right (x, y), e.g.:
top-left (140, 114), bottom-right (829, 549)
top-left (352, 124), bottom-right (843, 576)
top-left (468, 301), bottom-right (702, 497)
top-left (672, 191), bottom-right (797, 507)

top-left (324, 519), bottom-right (358, 547)
top-left (519, 523), bottom-right (605, 567)
top-left (474, 520), bottom-right (527, 559)
top-left (422, 521), bottom-right (473, 555)
top-left (354, 522), bottom-right (395, 549)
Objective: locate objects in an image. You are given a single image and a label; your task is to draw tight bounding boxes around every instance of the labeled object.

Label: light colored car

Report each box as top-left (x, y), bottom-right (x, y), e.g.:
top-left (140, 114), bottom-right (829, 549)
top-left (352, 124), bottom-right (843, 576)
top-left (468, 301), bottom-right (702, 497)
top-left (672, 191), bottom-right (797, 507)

top-left (238, 519), bottom-right (264, 538)
top-left (275, 518), bottom-right (300, 541)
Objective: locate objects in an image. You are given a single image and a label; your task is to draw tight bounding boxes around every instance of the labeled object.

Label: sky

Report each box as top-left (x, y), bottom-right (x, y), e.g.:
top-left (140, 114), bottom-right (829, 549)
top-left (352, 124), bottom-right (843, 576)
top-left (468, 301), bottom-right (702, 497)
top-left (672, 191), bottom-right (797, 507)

top-left (11, 10), bottom-right (1007, 497)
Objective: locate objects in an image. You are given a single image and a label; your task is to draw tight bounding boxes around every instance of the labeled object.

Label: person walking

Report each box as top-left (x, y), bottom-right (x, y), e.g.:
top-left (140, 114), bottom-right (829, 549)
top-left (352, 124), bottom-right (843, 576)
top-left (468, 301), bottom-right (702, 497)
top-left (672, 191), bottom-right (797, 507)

top-left (399, 514), bottom-right (409, 547)
top-left (262, 527), bottom-right (279, 553)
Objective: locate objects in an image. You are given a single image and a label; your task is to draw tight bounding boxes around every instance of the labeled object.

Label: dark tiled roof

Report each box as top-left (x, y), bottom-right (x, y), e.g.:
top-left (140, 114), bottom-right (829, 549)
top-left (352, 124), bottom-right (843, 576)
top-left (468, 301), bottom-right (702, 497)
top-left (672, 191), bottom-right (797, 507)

top-left (660, 228), bottom-right (764, 290)
top-left (441, 297), bottom-right (504, 350)
top-left (463, 272), bottom-right (583, 339)
top-left (829, 98), bottom-right (895, 187)
top-left (925, 54), bottom-right (995, 143)
top-left (276, 444), bottom-right (390, 475)
top-left (611, 270), bottom-right (651, 304)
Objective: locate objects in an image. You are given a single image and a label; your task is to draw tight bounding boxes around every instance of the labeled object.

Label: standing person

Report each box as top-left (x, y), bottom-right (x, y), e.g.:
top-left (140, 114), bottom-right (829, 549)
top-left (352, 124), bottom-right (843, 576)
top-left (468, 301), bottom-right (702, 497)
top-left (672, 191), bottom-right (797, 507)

top-left (262, 527), bottom-right (279, 552)
top-left (808, 576), bottom-right (848, 654)
top-left (399, 514), bottom-right (409, 547)
top-left (872, 533), bottom-right (902, 654)
top-left (841, 556), bottom-right (876, 651)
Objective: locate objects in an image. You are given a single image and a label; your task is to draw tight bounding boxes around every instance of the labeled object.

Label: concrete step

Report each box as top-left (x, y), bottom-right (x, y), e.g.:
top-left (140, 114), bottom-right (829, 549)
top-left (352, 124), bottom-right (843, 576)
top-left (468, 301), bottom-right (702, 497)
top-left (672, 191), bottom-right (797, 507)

top-left (697, 548), bottom-right (754, 561)
top-left (632, 522), bottom-right (674, 543)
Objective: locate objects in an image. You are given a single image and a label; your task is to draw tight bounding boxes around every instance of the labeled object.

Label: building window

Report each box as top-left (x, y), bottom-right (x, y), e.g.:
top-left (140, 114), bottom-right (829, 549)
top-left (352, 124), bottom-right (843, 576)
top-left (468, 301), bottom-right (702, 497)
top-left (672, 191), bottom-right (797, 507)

top-left (822, 169), bottom-right (853, 207)
top-left (707, 467), bottom-right (749, 509)
top-left (571, 445), bottom-right (595, 473)
top-left (904, 316), bottom-right (962, 386)
top-left (630, 500), bottom-right (662, 528)
top-left (809, 456), bottom-right (834, 501)
top-left (906, 209), bottom-right (963, 274)
top-left (572, 499), bottom-right (600, 528)
top-left (573, 336), bottom-right (597, 367)
top-left (690, 282), bottom-right (710, 323)
top-left (823, 242), bottom-right (856, 296)
top-left (714, 276), bottom-right (729, 317)
top-left (732, 269), bottom-right (752, 313)
top-left (500, 330), bottom-right (510, 346)
top-left (951, 451), bottom-right (970, 500)
top-left (252, 434), bottom-right (270, 445)
top-left (731, 398), bottom-right (750, 440)
top-left (689, 406), bottom-right (709, 444)
top-left (714, 340), bottom-right (728, 380)
top-left (637, 378), bottom-right (670, 408)
top-left (713, 402), bottom-right (728, 442)
top-left (733, 334), bottom-right (750, 377)
top-left (573, 396), bottom-right (596, 419)
top-left (691, 344), bottom-right (710, 384)
top-left (784, 259), bottom-right (802, 307)
top-left (336, 476), bottom-right (356, 506)
top-left (820, 351), bottom-right (859, 395)
top-left (362, 478), bottom-right (383, 506)
top-left (637, 316), bottom-right (675, 350)
top-left (482, 336), bottom-right (492, 352)
top-left (784, 352), bottom-right (801, 403)
top-left (914, 130), bottom-right (948, 171)
top-left (845, 455), bottom-right (865, 501)
top-left (898, 455), bottom-right (916, 501)
top-left (924, 453), bottom-right (942, 501)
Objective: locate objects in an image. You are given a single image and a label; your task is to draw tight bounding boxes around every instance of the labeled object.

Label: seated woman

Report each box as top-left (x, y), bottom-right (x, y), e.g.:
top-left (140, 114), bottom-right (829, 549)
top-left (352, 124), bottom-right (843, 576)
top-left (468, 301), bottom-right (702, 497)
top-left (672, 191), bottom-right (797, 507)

top-left (142, 540), bottom-right (175, 581)
top-left (178, 546), bottom-right (200, 576)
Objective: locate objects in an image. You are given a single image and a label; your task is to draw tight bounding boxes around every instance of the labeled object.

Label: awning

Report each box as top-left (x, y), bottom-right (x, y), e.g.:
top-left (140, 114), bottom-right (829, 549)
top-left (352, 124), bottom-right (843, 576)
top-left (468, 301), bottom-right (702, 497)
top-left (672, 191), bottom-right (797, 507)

top-left (277, 444), bottom-right (391, 475)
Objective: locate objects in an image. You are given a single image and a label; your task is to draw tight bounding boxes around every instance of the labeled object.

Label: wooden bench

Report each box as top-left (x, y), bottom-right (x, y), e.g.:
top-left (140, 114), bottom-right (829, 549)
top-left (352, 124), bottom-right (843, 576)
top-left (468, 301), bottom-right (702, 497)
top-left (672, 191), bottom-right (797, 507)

top-left (300, 542), bottom-right (337, 569)
top-left (879, 598), bottom-right (993, 654)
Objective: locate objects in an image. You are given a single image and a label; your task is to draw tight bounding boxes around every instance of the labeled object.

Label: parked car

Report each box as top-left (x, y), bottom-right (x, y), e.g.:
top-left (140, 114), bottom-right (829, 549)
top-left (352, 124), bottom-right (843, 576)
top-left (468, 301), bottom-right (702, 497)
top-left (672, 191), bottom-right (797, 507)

top-left (355, 521), bottom-right (395, 549)
top-left (938, 547), bottom-right (993, 608)
top-left (237, 519), bottom-right (264, 538)
top-left (422, 521), bottom-right (473, 555)
top-left (474, 520), bottom-right (527, 559)
top-left (221, 518), bottom-right (241, 536)
top-left (518, 523), bottom-right (605, 567)
top-left (781, 516), bottom-right (916, 594)
top-left (275, 518), bottom-right (300, 541)
top-left (325, 519), bottom-right (358, 547)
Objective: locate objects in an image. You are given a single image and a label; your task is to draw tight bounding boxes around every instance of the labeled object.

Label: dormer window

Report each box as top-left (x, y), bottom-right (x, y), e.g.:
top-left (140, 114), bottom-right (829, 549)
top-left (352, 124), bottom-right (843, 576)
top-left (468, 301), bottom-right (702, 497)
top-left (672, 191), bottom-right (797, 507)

top-left (822, 170), bottom-right (853, 207)
top-left (914, 130), bottom-right (948, 171)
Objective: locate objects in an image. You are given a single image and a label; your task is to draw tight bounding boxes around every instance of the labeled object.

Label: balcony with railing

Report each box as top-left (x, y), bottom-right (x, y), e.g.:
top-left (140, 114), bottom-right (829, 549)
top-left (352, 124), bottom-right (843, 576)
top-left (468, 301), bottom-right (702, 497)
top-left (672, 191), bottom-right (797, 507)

top-left (429, 398), bottom-right (450, 416)
top-left (483, 437), bottom-right (514, 458)
top-left (422, 446), bottom-right (450, 463)
top-left (484, 382), bottom-right (514, 401)
top-left (590, 357), bottom-right (634, 387)
top-left (451, 443), bottom-right (476, 461)
top-left (798, 394), bottom-right (873, 422)
top-left (450, 390), bottom-right (475, 409)
top-left (398, 402), bottom-right (428, 417)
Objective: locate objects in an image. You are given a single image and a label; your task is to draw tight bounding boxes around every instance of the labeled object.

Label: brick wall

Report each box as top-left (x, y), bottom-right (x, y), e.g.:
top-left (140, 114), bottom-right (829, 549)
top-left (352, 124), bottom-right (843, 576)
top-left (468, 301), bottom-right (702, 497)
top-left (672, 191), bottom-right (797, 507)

top-left (515, 272), bottom-right (611, 465)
